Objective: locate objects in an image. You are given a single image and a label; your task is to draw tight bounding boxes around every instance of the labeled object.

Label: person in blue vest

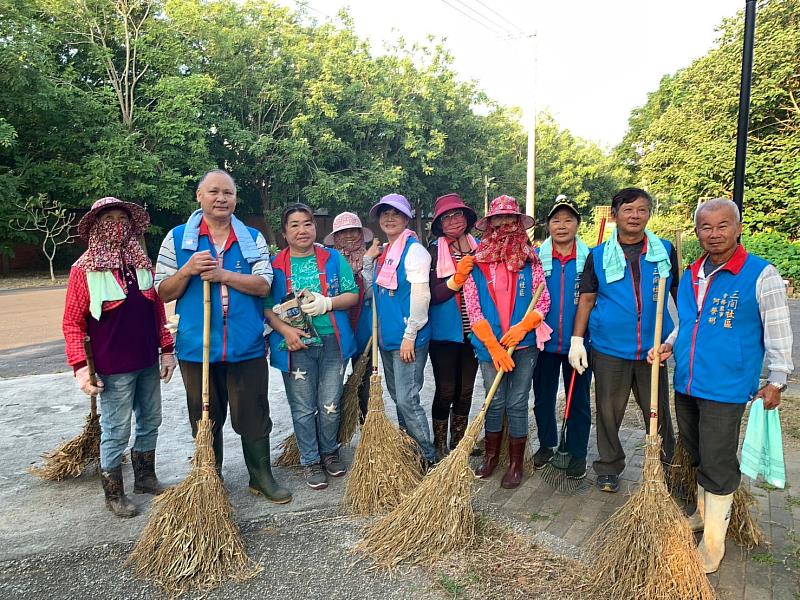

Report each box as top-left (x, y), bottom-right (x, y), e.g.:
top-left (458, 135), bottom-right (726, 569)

top-left (427, 193), bottom-right (480, 461)
top-left (369, 193), bottom-right (436, 466)
top-left (155, 169), bottom-right (291, 504)
top-left (462, 195), bottom-right (551, 489)
top-left (531, 196), bottom-right (593, 480)
top-left (570, 187), bottom-right (678, 494)
top-left (649, 198), bottom-right (794, 573)
top-left (265, 203), bottom-right (359, 490)
top-left (323, 212), bottom-right (381, 421)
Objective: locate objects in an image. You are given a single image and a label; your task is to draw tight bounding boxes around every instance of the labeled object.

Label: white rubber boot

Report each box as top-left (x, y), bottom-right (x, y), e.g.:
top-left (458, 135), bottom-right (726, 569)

top-left (697, 490), bottom-right (734, 573)
top-left (687, 483), bottom-right (705, 532)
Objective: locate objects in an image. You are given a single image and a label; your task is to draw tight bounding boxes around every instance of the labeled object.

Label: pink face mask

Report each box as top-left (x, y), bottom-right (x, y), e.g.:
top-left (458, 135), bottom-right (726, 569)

top-left (442, 214), bottom-right (466, 239)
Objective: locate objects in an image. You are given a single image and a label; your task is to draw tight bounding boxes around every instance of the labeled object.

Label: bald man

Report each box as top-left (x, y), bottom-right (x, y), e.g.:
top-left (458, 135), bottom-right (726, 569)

top-left (651, 198), bottom-right (794, 574)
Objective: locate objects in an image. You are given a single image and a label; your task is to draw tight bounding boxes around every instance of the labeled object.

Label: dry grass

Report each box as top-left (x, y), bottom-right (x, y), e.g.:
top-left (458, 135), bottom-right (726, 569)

top-left (781, 393), bottom-right (800, 450)
top-left (436, 517), bottom-right (597, 600)
top-left (29, 412), bottom-right (100, 481)
top-left (669, 438), bottom-right (697, 503)
top-left (127, 418), bottom-right (260, 597)
top-left (355, 408), bottom-right (486, 566)
top-left (274, 432), bottom-right (300, 467)
top-left (342, 374), bottom-right (423, 515)
top-left (587, 434), bottom-right (716, 600)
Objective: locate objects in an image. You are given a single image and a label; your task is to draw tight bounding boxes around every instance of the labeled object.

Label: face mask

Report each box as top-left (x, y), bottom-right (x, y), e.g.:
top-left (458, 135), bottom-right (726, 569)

top-left (442, 216), bottom-right (466, 239)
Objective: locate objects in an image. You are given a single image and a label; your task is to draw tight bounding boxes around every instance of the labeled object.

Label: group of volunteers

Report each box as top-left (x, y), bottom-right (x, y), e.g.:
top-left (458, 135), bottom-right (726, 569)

top-left (63, 169), bottom-right (793, 574)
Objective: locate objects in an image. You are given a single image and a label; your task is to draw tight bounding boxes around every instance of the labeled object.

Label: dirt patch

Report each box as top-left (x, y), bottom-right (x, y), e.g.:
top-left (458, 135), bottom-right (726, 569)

top-left (780, 394), bottom-right (800, 451)
top-left (0, 271), bottom-right (69, 290)
top-left (434, 518), bottom-right (595, 600)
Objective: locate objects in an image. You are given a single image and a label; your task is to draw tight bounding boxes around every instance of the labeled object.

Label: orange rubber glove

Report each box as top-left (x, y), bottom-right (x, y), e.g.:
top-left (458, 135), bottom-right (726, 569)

top-left (499, 310), bottom-right (543, 348)
top-left (453, 255), bottom-right (474, 286)
top-left (472, 319), bottom-right (515, 372)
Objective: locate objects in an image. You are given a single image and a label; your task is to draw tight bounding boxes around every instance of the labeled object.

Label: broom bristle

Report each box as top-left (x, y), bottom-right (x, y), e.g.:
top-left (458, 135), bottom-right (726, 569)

top-left (587, 435), bottom-right (716, 600)
top-left (127, 419), bottom-right (261, 596)
top-left (274, 432), bottom-right (301, 467)
top-left (729, 486), bottom-right (766, 549)
top-left (343, 375), bottom-right (422, 515)
top-left (338, 347), bottom-right (372, 446)
top-left (669, 438), bottom-right (697, 503)
top-left (29, 412), bottom-right (101, 481)
top-left (355, 410), bottom-right (486, 566)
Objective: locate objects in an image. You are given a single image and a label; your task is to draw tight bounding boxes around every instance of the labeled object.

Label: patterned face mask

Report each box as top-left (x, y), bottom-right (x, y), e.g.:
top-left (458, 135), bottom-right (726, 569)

top-left (474, 221), bottom-right (537, 272)
top-left (75, 218), bottom-right (152, 273)
top-left (333, 229), bottom-right (366, 275)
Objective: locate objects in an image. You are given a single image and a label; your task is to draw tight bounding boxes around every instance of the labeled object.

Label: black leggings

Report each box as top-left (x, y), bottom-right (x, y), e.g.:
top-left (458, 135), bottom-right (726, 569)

top-left (429, 338), bottom-right (479, 420)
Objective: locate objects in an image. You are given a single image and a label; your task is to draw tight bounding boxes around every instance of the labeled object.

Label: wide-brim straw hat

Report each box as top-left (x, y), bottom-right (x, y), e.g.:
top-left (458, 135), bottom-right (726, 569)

top-left (369, 193), bottom-right (413, 221)
top-left (323, 211), bottom-right (374, 246)
top-left (78, 197), bottom-right (150, 241)
top-left (430, 193), bottom-right (477, 238)
top-left (474, 195), bottom-right (535, 231)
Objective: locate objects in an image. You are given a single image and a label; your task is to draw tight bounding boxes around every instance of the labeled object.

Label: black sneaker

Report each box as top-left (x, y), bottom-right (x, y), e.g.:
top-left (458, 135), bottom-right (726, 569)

top-left (321, 452), bottom-right (347, 477)
top-left (565, 457), bottom-right (587, 479)
top-left (533, 447), bottom-right (554, 470)
top-left (303, 463), bottom-right (329, 490)
top-left (596, 474), bottom-right (620, 493)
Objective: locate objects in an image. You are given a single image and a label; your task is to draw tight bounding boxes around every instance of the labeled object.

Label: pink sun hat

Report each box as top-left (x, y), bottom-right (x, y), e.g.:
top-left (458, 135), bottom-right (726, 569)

top-left (77, 197), bottom-right (150, 242)
top-left (475, 195), bottom-right (535, 231)
top-left (323, 212), bottom-right (374, 246)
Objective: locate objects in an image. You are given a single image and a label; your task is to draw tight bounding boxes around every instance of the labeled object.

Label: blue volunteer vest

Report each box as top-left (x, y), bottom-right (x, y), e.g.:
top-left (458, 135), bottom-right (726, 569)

top-left (538, 248), bottom-right (584, 355)
top-left (172, 224), bottom-right (265, 363)
top-left (469, 262), bottom-right (537, 364)
top-left (588, 237), bottom-right (675, 361)
top-left (673, 250), bottom-right (768, 404)
top-left (373, 237), bottom-right (432, 351)
top-left (428, 240), bottom-right (466, 343)
top-left (268, 246), bottom-right (357, 373)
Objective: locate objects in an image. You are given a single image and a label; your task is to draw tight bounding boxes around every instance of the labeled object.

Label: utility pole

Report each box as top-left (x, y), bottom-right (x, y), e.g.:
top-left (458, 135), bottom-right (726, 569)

top-left (525, 31), bottom-right (537, 229)
top-left (732, 0), bottom-right (757, 219)
top-left (484, 175), bottom-right (494, 215)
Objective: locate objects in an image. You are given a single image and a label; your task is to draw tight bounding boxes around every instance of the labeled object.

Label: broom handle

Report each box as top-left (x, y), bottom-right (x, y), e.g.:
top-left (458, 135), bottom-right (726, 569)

top-left (648, 278), bottom-right (667, 435)
top-left (83, 336), bottom-right (98, 417)
top-left (563, 368), bottom-right (577, 421)
top-left (675, 229), bottom-right (683, 281)
top-left (474, 282), bottom-right (546, 421)
top-left (202, 280), bottom-right (211, 421)
top-left (371, 297), bottom-right (378, 372)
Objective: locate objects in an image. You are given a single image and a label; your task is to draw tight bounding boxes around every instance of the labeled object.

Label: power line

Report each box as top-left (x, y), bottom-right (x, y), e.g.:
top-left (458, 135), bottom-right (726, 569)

top-left (436, 0), bottom-right (505, 37)
top-left (448, 0), bottom-right (512, 35)
top-left (469, 0), bottom-right (528, 37)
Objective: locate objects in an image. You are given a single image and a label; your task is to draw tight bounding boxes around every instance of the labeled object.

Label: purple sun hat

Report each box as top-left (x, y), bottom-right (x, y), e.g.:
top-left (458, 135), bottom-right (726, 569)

top-left (369, 193), bottom-right (413, 221)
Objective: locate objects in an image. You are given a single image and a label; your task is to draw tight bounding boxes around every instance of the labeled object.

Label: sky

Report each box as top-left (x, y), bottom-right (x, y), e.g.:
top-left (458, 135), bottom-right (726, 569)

top-left (281, 0), bottom-right (746, 148)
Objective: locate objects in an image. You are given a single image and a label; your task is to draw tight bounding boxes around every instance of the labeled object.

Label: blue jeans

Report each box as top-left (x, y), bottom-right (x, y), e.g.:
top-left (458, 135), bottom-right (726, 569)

top-left (282, 334), bottom-right (344, 466)
top-left (380, 344), bottom-right (435, 462)
top-left (532, 350), bottom-right (593, 458)
top-left (480, 346), bottom-right (538, 438)
top-left (98, 363), bottom-right (162, 470)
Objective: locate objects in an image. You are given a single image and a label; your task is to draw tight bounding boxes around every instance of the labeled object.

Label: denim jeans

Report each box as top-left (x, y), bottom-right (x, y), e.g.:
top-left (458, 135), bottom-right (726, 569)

top-left (282, 334), bottom-right (344, 466)
top-left (480, 346), bottom-right (538, 438)
top-left (98, 363), bottom-right (162, 470)
top-left (380, 343), bottom-right (435, 462)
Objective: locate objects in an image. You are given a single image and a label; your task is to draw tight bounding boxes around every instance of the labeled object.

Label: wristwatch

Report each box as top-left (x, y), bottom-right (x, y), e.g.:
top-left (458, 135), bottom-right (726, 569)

top-left (768, 381), bottom-right (788, 393)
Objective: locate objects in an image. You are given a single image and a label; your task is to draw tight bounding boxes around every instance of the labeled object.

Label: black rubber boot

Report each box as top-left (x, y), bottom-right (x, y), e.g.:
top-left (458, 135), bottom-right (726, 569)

top-left (212, 431), bottom-right (224, 481)
top-left (432, 419), bottom-right (449, 462)
top-left (131, 449), bottom-right (169, 495)
top-left (100, 466), bottom-right (137, 518)
top-left (241, 437), bottom-right (292, 504)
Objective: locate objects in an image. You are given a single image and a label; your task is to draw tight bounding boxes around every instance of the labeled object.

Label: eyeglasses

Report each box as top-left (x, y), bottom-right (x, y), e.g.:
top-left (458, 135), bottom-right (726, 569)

top-left (441, 210), bottom-right (465, 222)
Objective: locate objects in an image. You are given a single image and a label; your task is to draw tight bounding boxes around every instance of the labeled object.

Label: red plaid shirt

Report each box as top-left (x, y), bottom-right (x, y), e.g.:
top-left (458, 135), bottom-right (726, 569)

top-left (62, 266), bottom-right (173, 371)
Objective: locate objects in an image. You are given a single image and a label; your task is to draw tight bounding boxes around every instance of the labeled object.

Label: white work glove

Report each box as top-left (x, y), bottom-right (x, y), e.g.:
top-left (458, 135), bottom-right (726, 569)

top-left (300, 292), bottom-right (332, 317)
top-left (75, 365), bottom-right (103, 396)
top-left (165, 314), bottom-right (180, 336)
top-left (160, 353), bottom-right (177, 384)
top-left (568, 336), bottom-right (589, 375)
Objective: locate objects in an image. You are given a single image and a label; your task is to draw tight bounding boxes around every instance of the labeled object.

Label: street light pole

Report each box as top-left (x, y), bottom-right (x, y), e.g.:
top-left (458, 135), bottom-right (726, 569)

top-left (732, 0), bottom-right (757, 218)
top-left (525, 32), bottom-right (537, 228)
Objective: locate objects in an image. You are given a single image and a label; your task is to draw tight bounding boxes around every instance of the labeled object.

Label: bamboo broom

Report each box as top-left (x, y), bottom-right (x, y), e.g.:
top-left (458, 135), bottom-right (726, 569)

top-left (275, 336), bottom-right (374, 467)
top-left (587, 278), bottom-right (715, 600)
top-left (343, 302), bottom-right (422, 515)
top-left (355, 283), bottom-right (545, 567)
top-left (30, 336), bottom-right (101, 481)
top-left (127, 281), bottom-right (260, 596)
